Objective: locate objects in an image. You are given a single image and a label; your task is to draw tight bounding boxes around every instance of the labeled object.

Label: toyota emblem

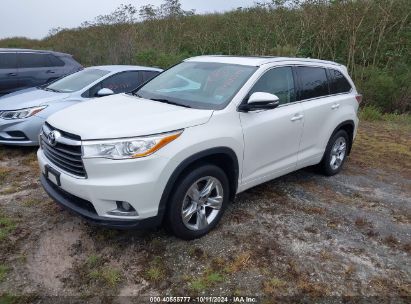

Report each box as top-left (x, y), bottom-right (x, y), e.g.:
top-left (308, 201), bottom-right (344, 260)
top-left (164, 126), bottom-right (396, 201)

top-left (47, 130), bottom-right (61, 146)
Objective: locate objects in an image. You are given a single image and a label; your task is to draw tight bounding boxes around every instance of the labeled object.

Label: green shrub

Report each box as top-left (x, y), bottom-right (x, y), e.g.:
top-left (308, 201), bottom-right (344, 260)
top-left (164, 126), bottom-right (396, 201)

top-left (359, 106), bottom-right (384, 121)
top-left (0, 0), bottom-right (410, 113)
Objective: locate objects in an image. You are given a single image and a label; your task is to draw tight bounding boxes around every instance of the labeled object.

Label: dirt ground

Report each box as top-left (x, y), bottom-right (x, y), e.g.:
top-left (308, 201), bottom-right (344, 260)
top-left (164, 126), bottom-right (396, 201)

top-left (0, 121), bottom-right (410, 303)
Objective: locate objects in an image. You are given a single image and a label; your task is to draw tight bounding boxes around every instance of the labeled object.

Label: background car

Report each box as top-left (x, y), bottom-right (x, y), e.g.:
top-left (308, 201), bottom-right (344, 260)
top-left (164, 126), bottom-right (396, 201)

top-left (0, 65), bottom-right (162, 146)
top-left (0, 48), bottom-right (83, 96)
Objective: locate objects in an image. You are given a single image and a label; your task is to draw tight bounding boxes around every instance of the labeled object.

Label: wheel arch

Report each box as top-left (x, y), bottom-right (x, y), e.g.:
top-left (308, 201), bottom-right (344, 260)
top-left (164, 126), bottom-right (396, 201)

top-left (157, 147), bottom-right (240, 223)
top-left (330, 120), bottom-right (355, 155)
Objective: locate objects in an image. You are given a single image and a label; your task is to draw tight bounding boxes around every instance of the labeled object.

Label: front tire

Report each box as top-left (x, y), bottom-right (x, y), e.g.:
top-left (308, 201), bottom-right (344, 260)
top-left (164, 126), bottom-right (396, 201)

top-left (165, 164), bottom-right (229, 240)
top-left (320, 129), bottom-right (349, 176)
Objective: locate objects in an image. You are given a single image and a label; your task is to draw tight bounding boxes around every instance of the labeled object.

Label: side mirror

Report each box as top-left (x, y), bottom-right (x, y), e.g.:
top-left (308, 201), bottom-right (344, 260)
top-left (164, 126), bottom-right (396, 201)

top-left (96, 88), bottom-right (114, 97)
top-left (238, 92), bottom-right (280, 112)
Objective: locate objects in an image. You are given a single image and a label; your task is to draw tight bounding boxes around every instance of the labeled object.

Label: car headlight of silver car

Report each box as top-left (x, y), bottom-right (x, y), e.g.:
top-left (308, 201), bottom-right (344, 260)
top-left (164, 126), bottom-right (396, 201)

top-left (0, 106), bottom-right (47, 120)
top-left (82, 130), bottom-right (183, 160)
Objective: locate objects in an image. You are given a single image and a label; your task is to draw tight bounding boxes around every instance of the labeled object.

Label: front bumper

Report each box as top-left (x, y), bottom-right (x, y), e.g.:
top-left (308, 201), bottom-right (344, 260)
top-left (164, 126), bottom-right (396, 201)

top-left (37, 147), bottom-right (176, 227)
top-left (40, 174), bottom-right (161, 229)
top-left (0, 116), bottom-right (45, 146)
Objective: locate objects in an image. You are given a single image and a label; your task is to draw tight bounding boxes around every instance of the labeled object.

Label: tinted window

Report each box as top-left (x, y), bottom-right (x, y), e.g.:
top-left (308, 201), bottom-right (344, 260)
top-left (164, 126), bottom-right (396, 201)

top-left (328, 69), bottom-right (351, 94)
top-left (0, 53), bottom-right (17, 69)
top-left (48, 55), bottom-right (65, 67)
top-left (137, 62), bottom-right (257, 110)
top-left (142, 70), bottom-right (160, 83)
top-left (47, 69), bottom-right (109, 93)
top-left (88, 71), bottom-right (141, 97)
top-left (297, 67), bottom-right (329, 100)
top-left (18, 53), bottom-right (51, 68)
top-left (249, 67), bottom-right (296, 105)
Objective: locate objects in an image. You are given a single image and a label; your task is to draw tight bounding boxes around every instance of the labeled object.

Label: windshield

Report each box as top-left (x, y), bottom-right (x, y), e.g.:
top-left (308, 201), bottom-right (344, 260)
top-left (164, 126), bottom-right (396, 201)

top-left (46, 69), bottom-right (110, 93)
top-left (135, 62), bottom-right (257, 110)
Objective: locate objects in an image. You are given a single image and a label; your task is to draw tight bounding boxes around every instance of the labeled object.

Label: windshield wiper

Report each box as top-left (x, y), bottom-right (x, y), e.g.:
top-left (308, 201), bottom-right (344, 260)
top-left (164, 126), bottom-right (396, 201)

top-left (150, 98), bottom-right (191, 108)
top-left (41, 87), bottom-right (61, 93)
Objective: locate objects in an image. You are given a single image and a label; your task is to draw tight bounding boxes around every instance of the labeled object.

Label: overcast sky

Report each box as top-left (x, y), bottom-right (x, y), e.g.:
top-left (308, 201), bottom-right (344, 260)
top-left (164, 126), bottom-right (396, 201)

top-left (0, 0), bottom-right (258, 39)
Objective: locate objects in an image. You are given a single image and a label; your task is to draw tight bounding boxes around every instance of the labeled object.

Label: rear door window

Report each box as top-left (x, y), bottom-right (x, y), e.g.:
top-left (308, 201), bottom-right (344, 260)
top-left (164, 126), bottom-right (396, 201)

top-left (0, 53), bottom-right (17, 69)
top-left (328, 69), bottom-right (352, 94)
top-left (296, 66), bottom-right (329, 100)
top-left (18, 53), bottom-right (51, 68)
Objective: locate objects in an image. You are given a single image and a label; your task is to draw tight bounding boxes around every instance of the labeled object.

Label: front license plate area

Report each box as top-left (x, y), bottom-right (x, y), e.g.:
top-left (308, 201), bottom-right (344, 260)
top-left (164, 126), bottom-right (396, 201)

top-left (45, 165), bottom-right (61, 186)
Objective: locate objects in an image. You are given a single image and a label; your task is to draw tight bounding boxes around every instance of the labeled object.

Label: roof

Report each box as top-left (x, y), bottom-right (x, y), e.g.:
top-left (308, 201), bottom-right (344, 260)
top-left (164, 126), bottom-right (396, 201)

top-left (185, 55), bottom-right (342, 67)
top-left (88, 65), bottom-right (163, 72)
top-left (0, 48), bottom-right (71, 57)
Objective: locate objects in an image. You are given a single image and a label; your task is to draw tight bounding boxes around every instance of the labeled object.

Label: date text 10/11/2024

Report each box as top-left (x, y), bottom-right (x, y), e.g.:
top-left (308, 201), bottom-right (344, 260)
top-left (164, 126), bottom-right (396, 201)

top-left (149, 296), bottom-right (259, 303)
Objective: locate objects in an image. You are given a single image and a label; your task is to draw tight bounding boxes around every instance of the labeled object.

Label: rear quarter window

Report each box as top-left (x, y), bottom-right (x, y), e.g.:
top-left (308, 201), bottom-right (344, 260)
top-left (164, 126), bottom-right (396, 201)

top-left (328, 69), bottom-right (352, 94)
top-left (296, 66), bottom-right (329, 100)
top-left (48, 55), bottom-right (65, 67)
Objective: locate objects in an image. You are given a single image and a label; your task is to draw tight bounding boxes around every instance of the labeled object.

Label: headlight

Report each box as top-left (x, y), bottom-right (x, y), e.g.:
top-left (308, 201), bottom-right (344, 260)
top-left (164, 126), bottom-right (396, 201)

top-left (0, 106), bottom-right (47, 120)
top-left (82, 130), bottom-right (183, 159)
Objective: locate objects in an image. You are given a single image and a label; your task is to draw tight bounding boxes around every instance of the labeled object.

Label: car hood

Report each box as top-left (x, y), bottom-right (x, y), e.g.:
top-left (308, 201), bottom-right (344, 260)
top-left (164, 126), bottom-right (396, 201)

top-left (0, 88), bottom-right (71, 110)
top-left (47, 94), bottom-right (214, 140)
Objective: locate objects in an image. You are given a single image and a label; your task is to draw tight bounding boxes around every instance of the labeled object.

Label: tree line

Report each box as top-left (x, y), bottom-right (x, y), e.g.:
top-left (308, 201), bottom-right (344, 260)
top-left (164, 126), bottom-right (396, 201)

top-left (1, 0), bottom-right (410, 113)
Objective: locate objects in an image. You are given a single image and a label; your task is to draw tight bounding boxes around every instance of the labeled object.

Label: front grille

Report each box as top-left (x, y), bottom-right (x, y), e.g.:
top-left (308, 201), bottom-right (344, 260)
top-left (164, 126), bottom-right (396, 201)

top-left (41, 124), bottom-right (87, 178)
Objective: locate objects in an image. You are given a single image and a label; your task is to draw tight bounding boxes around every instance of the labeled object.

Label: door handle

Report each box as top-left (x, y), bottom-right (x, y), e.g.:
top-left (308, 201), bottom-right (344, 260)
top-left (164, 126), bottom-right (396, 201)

top-left (291, 114), bottom-right (304, 121)
top-left (7, 73), bottom-right (17, 77)
top-left (331, 103), bottom-right (340, 109)
top-left (46, 70), bottom-right (55, 74)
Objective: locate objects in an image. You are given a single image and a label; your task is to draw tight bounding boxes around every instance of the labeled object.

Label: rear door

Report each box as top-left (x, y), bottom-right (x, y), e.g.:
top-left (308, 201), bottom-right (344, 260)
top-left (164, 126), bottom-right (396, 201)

top-left (44, 54), bottom-right (67, 80)
top-left (0, 52), bottom-right (19, 95)
top-left (296, 66), bottom-right (350, 168)
top-left (17, 52), bottom-right (59, 89)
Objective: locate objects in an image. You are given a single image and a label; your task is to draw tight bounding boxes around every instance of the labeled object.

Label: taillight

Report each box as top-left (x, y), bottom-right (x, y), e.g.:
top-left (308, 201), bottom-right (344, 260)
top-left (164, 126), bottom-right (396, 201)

top-left (355, 94), bottom-right (362, 104)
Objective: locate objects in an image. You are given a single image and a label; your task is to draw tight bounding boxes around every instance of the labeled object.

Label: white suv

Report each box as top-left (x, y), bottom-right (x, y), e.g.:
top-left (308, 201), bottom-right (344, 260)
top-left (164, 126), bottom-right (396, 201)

top-left (37, 56), bottom-right (360, 239)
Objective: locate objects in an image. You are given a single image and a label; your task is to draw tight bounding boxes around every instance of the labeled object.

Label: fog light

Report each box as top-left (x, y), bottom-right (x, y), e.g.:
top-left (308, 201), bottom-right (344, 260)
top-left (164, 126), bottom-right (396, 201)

top-left (106, 201), bottom-right (138, 217)
top-left (120, 201), bottom-right (132, 212)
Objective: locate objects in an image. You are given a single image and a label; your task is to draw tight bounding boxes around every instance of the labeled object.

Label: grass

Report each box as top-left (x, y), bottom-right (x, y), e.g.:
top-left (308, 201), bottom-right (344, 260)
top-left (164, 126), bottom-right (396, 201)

top-left (0, 264), bottom-right (8, 282)
top-left (73, 254), bottom-right (123, 289)
top-left (188, 270), bottom-right (224, 292)
top-left (145, 256), bottom-right (166, 282)
top-left (262, 277), bottom-right (287, 294)
top-left (21, 198), bottom-right (42, 207)
top-left (86, 254), bottom-right (103, 268)
top-left (88, 267), bottom-right (122, 287)
top-left (0, 214), bottom-right (16, 241)
top-left (20, 153), bottom-right (40, 172)
top-left (350, 120), bottom-right (411, 175)
top-left (225, 251), bottom-right (251, 273)
top-left (359, 106), bottom-right (411, 124)
top-left (0, 167), bottom-right (12, 184)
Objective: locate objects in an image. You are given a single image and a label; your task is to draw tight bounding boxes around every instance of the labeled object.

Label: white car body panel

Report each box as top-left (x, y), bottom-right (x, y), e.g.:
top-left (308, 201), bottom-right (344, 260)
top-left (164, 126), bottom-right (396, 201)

top-left (48, 94), bottom-right (214, 139)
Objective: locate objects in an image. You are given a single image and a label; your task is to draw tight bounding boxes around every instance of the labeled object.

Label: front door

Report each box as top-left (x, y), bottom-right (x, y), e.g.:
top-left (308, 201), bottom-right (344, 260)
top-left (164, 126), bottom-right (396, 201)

top-left (239, 66), bottom-right (304, 189)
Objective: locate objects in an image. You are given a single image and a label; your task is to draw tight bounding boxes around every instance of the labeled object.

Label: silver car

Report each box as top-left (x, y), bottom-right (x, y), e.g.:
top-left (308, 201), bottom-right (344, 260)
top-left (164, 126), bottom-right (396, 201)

top-left (0, 65), bottom-right (162, 146)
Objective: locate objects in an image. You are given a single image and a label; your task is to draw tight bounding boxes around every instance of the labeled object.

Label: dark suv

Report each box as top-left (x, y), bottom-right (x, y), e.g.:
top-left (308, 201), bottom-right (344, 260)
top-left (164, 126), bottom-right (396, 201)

top-left (0, 49), bottom-right (82, 96)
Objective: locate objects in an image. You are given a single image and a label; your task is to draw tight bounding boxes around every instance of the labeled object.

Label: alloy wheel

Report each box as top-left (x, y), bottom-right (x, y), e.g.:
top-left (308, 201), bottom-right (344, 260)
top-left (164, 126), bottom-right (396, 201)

top-left (181, 176), bottom-right (224, 231)
top-left (330, 136), bottom-right (347, 170)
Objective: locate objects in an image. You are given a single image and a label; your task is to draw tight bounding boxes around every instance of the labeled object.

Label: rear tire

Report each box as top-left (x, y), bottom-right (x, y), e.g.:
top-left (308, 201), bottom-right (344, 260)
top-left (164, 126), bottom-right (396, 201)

top-left (320, 129), bottom-right (349, 176)
top-left (165, 164), bottom-right (229, 240)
